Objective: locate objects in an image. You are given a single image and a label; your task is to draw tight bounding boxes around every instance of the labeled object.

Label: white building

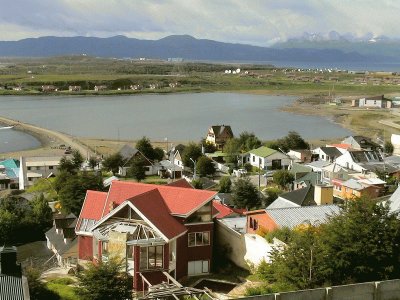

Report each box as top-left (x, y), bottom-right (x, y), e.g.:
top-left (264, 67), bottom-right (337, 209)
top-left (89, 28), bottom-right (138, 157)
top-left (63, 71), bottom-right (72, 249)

top-left (243, 146), bottom-right (291, 170)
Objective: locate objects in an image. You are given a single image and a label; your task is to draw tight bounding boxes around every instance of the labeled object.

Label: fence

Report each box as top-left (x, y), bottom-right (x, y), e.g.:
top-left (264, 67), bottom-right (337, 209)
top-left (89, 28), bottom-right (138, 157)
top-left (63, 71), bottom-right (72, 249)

top-left (238, 279), bottom-right (400, 300)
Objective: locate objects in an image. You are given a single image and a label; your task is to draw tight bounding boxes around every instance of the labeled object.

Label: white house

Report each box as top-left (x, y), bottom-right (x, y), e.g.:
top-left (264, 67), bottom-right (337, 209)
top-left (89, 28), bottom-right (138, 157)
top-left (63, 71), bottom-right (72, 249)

top-left (243, 146), bottom-right (291, 170)
top-left (335, 149), bottom-right (384, 173)
top-left (352, 95), bottom-right (392, 109)
top-left (19, 156), bottom-right (62, 190)
top-left (312, 146), bottom-right (343, 162)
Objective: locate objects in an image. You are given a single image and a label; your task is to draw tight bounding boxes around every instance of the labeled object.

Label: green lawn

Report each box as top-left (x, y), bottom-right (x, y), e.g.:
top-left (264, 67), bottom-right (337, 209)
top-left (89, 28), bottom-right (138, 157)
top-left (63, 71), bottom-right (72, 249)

top-left (46, 278), bottom-right (79, 300)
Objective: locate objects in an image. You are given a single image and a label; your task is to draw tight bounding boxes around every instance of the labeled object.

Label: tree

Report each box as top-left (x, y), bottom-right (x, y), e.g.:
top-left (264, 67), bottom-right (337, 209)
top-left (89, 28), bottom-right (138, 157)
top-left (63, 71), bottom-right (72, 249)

top-left (219, 176), bottom-right (232, 193)
top-left (273, 170), bottom-right (294, 189)
top-left (59, 172), bottom-right (104, 215)
top-left (200, 139), bottom-right (217, 153)
top-left (238, 131), bottom-right (262, 152)
top-left (31, 193), bottom-right (53, 232)
top-left (153, 147), bottom-right (165, 161)
top-left (192, 179), bottom-right (203, 189)
top-left (77, 257), bottom-right (131, 300)
top-left (196, 156), bottom-right (216, 178)
top-left (384, 141), bottom-right (394, 155)
top-left (88, 156), bottom-right (98, 169)
top-left (71, 149), bottom-right (84, 170)
top-left (182, 142), bottom-right (203, 168)
top-left (102, 153), bottom-right (124, 174)
top-left (274, 131), bottom-right (309, 152)
top-left (58, 156), bottom-right (78, 174)
top-left (136, 136), bottom-right (155, 160)
top-left (232, 177), bottom-right (260, 209)
top-left (319, 197), bottom-right (400, 285)
top-left (224, 138), bottom-right (241, 164)
top-left (128, 159), bottom-right (146, 182)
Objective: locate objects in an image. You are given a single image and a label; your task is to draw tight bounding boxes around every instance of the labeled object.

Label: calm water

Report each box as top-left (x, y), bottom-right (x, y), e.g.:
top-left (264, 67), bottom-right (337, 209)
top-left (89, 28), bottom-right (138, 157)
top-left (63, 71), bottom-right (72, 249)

top-left (0, 93), bottom-right (351, 153)
top-left (0, 128), bottom-right (40, 154)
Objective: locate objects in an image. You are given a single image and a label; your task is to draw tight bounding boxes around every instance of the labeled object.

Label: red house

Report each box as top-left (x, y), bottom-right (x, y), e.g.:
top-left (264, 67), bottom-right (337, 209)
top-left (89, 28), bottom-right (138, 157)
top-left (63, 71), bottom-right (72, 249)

top-left (75, 181), bottom-right (216, 291)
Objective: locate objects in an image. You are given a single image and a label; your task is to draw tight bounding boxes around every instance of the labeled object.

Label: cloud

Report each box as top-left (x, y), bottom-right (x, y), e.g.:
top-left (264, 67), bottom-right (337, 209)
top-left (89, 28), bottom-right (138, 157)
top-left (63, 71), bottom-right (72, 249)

top-left (0, 0), bottom-right (399, 45)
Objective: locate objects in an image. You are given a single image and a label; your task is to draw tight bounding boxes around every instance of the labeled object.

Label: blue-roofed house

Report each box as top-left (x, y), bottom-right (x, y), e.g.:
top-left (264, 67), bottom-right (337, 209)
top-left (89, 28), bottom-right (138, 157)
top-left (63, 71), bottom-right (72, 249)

top-left (0, 159), bottom-right (20, 190)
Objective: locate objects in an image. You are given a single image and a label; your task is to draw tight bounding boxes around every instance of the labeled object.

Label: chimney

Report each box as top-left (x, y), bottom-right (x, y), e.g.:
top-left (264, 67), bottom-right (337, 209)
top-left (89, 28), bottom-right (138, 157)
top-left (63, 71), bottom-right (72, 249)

top-left (314, 184), bottom-right (333, 205)
top-left (0, 246), bottom-right (21, 276)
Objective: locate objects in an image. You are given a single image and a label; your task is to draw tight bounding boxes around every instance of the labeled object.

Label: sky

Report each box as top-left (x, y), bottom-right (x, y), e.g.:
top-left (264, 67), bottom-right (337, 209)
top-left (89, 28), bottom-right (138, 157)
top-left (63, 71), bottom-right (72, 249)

top-left (1, 0), bottom-right (399, 46)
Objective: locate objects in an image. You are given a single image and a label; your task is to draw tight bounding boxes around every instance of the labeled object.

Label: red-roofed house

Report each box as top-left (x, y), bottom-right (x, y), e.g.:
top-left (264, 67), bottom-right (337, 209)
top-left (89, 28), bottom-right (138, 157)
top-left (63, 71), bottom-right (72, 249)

top-left (75, 181), bottom-right (216, 291)
top-left (212, 200), bottom-right (246, 219)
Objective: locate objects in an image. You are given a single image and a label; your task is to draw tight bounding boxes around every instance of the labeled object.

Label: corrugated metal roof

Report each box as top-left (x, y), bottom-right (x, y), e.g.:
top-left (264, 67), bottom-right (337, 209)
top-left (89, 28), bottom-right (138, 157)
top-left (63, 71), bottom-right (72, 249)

top-left (265, 205), bottom-right (340, 229)
top-left (0, 274), bottom-right (25, 300)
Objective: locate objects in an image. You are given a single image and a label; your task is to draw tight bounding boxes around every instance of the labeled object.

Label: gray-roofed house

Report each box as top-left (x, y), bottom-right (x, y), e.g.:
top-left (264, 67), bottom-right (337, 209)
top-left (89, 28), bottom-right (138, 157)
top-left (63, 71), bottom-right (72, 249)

top-left (246, 204), bottom-right (340, 234)
top-left (0, 246), bottom-right (30, 299)
top-left (342, 135), bottom-right (382, 151)
top-left (289, 163), bottom-right (313, 181)
top-left (294, 172), bottom-right (320, 190)
top-left (117, 144), bottom-right (158, 176)
top-left (267, 184), bottom-right (334, 209)
top-left (45, 213), bottom-right (78, 268)
top-left (312, 146), bottom-right (343, 162)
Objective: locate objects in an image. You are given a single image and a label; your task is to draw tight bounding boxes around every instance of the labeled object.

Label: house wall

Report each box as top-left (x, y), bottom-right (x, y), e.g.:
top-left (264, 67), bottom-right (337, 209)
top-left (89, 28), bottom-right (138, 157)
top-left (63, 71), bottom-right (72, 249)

top-left (176, 223), bottom-right (213, 280)
top-left (78, 235), bottom-right (93, 261)
top-left (246, 213), bottom-right (278, 234)
top-left (335, 152), bottom-right (364, 172)
top-left (215, 220), bottom-right (248, 270)
top-left (248, 153), bottom-right (290, 170)
top-left (359, 98), bottom-right (384, 108)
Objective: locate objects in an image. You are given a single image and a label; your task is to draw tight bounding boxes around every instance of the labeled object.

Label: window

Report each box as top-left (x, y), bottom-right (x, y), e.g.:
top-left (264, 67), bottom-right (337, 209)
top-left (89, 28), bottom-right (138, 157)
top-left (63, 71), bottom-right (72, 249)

top-left (27, 167), bottom-right (31, 170)
top-left (186, 202), bottom-right (212, 223)
top-left (49, 166), bottom-right (54, 170)
top-left (188, 232), bottom-right (210, 247)
top-left (140, 245), bottom-right (163, 270)
top-left (252, 156), bottom-right (255, 162)
top-left (36, 166), bottom-right (40, 170)
top-left (249, 217), bottom-right (253, 229)
top-left (102, 241), bottom-right (109, 255)
top-left (188, 260), bottom-right (209, 275)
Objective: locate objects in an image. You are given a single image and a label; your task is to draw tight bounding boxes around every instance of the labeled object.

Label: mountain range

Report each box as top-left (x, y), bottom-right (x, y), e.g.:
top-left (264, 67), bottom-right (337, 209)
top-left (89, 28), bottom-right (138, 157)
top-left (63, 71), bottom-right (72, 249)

top-left (0, 34), bottom-right (399, 63)
top-left (0, 35), bottom-right (391, 63)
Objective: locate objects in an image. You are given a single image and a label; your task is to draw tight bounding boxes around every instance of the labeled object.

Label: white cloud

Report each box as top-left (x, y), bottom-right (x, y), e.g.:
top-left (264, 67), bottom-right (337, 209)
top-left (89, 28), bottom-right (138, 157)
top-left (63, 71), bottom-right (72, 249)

top-left (0, 0), bottom-right (399, 45)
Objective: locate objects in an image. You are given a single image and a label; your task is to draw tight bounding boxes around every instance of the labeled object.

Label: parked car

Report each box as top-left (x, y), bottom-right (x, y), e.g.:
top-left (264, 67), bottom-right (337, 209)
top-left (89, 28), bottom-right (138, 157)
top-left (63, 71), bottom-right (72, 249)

top-left (233, 168), bottom-right (247, 177)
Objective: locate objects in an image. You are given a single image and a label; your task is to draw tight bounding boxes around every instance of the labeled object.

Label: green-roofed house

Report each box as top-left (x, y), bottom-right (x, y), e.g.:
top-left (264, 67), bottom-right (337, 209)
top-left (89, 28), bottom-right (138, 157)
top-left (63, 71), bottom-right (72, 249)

top-left (243, 146), bottom-right (291, 170)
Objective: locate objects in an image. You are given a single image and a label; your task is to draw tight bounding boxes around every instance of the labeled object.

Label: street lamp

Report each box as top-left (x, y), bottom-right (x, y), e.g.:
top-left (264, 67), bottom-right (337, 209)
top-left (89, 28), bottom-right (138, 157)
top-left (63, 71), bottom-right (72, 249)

top-left (190, 158), bottom-right (197, 180)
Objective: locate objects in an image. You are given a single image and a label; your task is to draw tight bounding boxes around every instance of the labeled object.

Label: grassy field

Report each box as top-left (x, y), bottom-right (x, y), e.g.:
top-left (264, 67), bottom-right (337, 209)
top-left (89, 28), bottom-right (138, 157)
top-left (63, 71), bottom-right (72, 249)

top-left (1, 56), bottom-right (400, 96)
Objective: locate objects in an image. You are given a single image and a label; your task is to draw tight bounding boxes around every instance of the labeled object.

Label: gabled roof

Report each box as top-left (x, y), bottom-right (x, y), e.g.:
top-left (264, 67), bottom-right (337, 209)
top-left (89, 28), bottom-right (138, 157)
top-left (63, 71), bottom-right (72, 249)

top-left (127, 189), bottom-right (187, 240)
top-left (293, 172), bottom-right (319, 186)
top-left (118, 144), bottom-right (140, 161)
top-left (278, 185), bottom-right (316, 206)
top-left (329, 143), bottom-right (352, 150)
top-left (210, 125), bottom-right (233, 138)
top-left (79, 191), bottom-right (108, 221)
top-left (342, 179), bottom-right (366, 190)
top-left (248, 146), bottom-right (277, 158)
top-left (167, 179), bottom-right (193, 189)
top-left (267, 197), bottom-right (300, 209)
top-left (306, 160), bottom-right (331, 169)
top-left (289, 163), bottom-right (313, 174)
top-left (103, 181), bottom-right (216, 217)
top-left (351, 136), bottom-right (381, 149)
top-left (319, 147), bottom-right (342, 158)
top-left (213, 200), bottom-right (246, 219)
top-left (265, 205), bottom-right (340, 229)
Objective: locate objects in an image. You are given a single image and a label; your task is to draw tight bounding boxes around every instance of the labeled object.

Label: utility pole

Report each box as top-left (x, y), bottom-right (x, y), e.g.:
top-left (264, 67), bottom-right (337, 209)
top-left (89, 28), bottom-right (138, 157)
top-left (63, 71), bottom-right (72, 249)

top-left (190, 158), bottom-right (197, 180)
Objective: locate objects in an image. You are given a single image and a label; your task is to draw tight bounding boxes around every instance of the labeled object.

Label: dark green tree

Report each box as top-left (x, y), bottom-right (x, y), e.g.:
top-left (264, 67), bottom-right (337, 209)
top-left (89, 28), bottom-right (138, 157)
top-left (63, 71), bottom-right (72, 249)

top-left (182, 142), bottom-right (203, 169)
top-left (319, 198), bottom-right (400, 285)
top-left (71, 149), bottom-right (84, 170)
top-left (219, 176), bottom-right (232, 193)
top-left (102, 153), bottom-right (124, 174)
top-left (232, 177), bottom-right (260, 209)
top-left (273, 170), bottom-right (294, 189)
top-left (275, 131), bottom-right (309, 152)
top-left (192, 179), bottom-right (203, 189)
top-left (59, 172), bottom-right (104, 215)
top-left (128, 159), bottom-right (146, 182)
top-left (88, 156), bottom-right (98, 169)
top-left (384, 141), bottom-right (394, 155)
top-left (77, 258), bottom-right (131, 300)
top-left (153, 147), bottom-right (165, 161)
top-left (58, 156), bottom-right (78, 174)
top-left (136, 136), bottom-right (155, 160)
top-left (196, 156), bottom-right (216, 178)
top-left (238, 131), bottom-right (262, 152)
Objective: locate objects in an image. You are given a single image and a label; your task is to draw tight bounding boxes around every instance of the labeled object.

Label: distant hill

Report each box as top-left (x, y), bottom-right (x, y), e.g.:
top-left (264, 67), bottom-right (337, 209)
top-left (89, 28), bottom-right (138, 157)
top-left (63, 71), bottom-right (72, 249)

top-left (274, 31), bottom-right (400, 59)
top-left (0, 35), bottom-right (384, 62)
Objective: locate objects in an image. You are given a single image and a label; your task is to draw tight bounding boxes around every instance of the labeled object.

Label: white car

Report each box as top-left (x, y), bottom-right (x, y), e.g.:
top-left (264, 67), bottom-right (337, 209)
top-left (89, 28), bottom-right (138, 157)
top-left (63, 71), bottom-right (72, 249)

top-left (233, 168), bottom-right (247, 177)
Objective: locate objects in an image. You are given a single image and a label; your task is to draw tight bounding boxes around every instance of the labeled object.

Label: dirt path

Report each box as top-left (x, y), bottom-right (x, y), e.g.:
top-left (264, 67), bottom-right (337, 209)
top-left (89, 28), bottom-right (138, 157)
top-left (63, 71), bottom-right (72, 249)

top-left (0, 115), bottom-right (94, 157)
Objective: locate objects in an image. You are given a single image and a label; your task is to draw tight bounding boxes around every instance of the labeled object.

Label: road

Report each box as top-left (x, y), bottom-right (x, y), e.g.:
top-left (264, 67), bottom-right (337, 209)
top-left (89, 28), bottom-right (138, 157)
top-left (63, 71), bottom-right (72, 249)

top-left (0, 115), bottom-right (94, 157)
